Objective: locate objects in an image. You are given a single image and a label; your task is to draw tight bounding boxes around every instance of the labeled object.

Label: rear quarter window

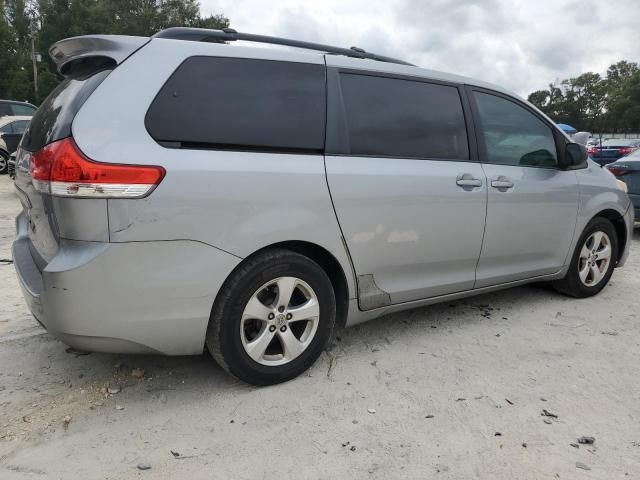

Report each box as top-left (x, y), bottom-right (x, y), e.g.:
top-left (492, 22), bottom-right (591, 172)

top-left (145, 56), bottom-right (326, 153)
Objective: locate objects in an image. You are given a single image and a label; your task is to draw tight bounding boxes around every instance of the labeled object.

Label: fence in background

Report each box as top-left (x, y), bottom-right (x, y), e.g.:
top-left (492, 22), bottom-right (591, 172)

top-left (591, 133), bottom-right (640, 139)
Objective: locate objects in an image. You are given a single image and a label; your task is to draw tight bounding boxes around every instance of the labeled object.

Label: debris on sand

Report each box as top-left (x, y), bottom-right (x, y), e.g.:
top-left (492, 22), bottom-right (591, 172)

top-left (131, 368), bottom-right (145, 379)
top-left (367, 408), bottom-right (376, 414)
top-left (65, 347), bottom-right (90, 356)
top-left (505, 398), bottom-right (514, 406)
top-left (576, 462), bottom-right (591, 471)
top-left (425, 415), bottom-right (434, 419)
top-left (541, 409), bottom-right (558, 418)
top-left (171, 450), bottom-right (180, 457)
top-left (107, 386), bottom-right (121, 395)
top-left (137, 463), bottom-right (151, 470)
top-left (578, 436), bottom-right (595, 445)
top-left (62, 415), bottom-right (72, 430)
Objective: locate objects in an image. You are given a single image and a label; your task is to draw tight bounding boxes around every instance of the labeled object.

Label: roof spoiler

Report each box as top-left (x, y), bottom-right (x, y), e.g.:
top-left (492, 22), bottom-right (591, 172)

top-left (49, 35), bottom-right (150, 76)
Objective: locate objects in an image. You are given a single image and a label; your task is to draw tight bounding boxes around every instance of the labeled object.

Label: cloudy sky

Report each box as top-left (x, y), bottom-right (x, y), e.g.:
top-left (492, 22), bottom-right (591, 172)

top-left (201, 0), bottom-right (639, 97)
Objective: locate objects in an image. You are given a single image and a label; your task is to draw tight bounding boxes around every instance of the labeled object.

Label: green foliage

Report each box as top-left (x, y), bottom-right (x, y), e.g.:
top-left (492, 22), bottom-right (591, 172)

top-left (528, 61), bottom-right (640, 133)
top-left (0, 0), bottom-right (228, 103)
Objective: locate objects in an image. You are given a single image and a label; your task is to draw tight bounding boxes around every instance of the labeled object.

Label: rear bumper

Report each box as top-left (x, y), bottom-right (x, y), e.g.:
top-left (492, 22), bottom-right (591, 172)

top-left (13, 212), bottom-right (240, 355)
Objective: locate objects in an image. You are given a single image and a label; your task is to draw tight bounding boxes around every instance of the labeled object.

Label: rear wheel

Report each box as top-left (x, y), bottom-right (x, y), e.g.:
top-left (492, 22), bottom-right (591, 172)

top-left (553, 217), bottom-right (618, 298)
top-left (206, 249), bottom-right (336, 385)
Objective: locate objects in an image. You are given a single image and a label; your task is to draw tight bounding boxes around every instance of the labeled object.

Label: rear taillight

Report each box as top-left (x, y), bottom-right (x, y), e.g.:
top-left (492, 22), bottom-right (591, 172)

top-left (618, 146), bottom-right (637, 156)
top-left (30, 138), bottom-right (165, 198)
top-left (587, 147), bottom-right (599, 156)
top-left (606, 165), bottom-right (630, 177)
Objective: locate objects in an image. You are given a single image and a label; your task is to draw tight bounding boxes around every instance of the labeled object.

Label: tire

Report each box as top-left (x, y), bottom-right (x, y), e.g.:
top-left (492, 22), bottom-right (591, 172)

top-left (0, 151), bottom-right (8, 175)
top-left (206, 249), bottom-right (336, 385)
top-left (553, 217), bottom-right (618, 298)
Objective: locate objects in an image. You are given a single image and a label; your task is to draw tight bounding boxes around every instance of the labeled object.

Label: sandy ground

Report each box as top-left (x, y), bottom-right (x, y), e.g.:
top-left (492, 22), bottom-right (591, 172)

top-left (0, 175), bottom-right (638, 480)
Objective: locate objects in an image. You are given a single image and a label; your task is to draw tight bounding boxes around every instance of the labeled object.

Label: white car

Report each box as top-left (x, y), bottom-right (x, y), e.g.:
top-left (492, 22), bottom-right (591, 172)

top-left (0, 115), bottom-right (31, 174)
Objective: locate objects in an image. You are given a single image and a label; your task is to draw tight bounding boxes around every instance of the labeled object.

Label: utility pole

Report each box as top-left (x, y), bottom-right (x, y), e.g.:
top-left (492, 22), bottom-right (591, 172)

top-left (31, 34), bottom-right (38, 104)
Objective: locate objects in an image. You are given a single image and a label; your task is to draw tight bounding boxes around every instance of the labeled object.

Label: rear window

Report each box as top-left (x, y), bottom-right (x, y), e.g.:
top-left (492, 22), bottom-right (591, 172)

top-left (0, 103), bottom-right (11, 116)
top-left (602, 139), bottom-right (640, 147)
top-left (145, 56), bottom-right (326, 153)
top-left (337, 73), bottom-right (469, 160)
top-left (11, 120), bottom-right (30, 133)
top-left (11, 103), bottom-right (36, 116)
top-left (21, 68), bottom-right (112, 152)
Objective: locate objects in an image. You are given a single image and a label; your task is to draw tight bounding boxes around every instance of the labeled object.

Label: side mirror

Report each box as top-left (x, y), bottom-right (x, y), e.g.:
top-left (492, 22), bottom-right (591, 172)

top-left (563, 142), bottom-right (588, 168)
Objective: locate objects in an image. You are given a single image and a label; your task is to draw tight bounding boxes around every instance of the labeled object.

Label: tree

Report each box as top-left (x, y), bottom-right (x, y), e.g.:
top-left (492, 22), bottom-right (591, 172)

top-left (528, 61), bottom-right (640, 133)
top-left (607, 70), bottom-right (640, 132)
top-left (0, 0), bottom-right (229, 103)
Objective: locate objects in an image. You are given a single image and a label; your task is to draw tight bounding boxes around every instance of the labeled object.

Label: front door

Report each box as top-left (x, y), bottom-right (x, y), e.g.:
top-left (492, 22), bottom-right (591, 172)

top-left (469, 89), bottom-right (580, 287)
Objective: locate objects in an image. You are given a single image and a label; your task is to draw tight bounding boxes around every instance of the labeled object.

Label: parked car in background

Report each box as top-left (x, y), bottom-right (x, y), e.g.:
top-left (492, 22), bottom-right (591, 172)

top-left (588, 138), bottom-right (640, 166)
top-left (0, 100), bottom-right (36, 117)
top-left (12, 29), bottom-right (633, 385)
top-left (607, 149), bottom-right (640, 220)
top-left (8, 151), bottom-right (17, 178)
top-left (0, 116), bottom-right (31, 174)
top-left (587, 137), bottom-right (602, 148)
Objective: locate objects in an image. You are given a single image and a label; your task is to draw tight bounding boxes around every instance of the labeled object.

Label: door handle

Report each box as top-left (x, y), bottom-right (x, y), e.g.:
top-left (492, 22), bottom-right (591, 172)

top-left (456, 174), bottom-right (482, 189)
top-left (490, 176), bottom-right (514, 190)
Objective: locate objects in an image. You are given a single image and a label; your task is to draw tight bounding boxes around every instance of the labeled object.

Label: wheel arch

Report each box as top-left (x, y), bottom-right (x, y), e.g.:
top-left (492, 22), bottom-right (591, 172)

top-left (591, 209), bottom-right (627, 263)
top-left (221, 240), bottom-right (352, 329)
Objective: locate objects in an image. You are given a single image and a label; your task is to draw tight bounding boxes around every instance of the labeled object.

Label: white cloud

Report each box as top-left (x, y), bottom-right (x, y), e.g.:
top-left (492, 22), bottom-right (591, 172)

top-left (201, 0), bottom-right (640, 96)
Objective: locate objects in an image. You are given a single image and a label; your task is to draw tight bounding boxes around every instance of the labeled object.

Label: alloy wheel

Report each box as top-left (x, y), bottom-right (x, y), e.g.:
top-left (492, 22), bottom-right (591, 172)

top-left (578, 231), bottom-right (612, 287)
top-left (240, 276), bottom-right (320, 366)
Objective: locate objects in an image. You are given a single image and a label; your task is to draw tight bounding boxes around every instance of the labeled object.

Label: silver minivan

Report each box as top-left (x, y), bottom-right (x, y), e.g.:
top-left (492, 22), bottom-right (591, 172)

top-left (13, 28), bottom-right (633, 385)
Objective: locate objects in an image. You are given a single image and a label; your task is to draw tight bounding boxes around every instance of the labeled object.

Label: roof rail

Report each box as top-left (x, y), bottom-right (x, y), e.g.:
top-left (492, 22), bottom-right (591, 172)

top-left (152, 27), bottom-right (415, 67)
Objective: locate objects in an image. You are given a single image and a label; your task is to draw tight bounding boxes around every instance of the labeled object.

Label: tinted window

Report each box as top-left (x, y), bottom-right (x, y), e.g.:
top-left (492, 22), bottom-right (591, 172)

top-left (21, 69), bottom-right (112, 152)
top-left (11, 103), bottom-right (36, 116)
top-left (474, 92), bottom-right (557, 167)
top-left (146, 57), bottom-right (326, 152)
top-left (0, 123), bottom-right (13, 133)
top-left (12, 120), bottom-right (30, 133)
top-left (0, 103), bottom-right (11, 117)
top-left (338, 73), bottom-right (468, 160)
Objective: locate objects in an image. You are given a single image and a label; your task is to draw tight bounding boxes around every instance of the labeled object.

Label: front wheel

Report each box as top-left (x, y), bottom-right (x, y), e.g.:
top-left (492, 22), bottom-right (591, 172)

top-left (206, 249), bottom-right (336, 385)
top-left (553, 217), bottom-right (618, 298)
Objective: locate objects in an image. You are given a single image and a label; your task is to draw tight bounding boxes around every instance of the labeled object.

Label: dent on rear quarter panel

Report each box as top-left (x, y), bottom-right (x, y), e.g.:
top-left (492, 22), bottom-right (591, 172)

top-left (72, 39), bottom-right (357, 299)
top-left (53, 197), bottom-right (109, 242)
